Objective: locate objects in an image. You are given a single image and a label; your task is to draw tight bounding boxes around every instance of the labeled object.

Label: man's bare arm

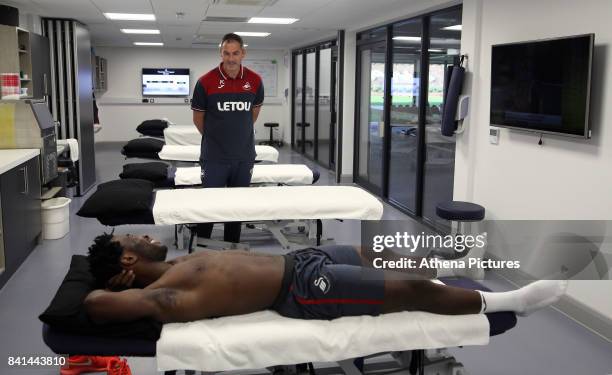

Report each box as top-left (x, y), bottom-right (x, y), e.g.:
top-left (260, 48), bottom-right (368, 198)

top-left (168, 249), bottom-right (275, 265)
top-left (252, 106), bottom-right (262, 124)
top-left (193, 111), bottom-right (205, 135)
top-left (84, 288), bottom-right (179, 323)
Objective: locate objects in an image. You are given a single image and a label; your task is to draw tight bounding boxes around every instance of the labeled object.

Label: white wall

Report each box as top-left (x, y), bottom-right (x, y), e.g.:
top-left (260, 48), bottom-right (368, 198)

top-left (459, 0), bottom-right (612, 332)
top-left (94, 47), bottom-right (290, 143)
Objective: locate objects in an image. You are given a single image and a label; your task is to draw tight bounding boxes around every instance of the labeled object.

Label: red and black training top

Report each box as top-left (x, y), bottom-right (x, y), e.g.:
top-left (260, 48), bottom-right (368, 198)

top-left (191, 63), bottom-right (264, 161)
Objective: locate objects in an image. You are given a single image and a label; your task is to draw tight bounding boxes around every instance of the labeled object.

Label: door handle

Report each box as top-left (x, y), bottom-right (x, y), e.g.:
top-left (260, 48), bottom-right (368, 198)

top-left (20, 166), bottom-right (28, 195)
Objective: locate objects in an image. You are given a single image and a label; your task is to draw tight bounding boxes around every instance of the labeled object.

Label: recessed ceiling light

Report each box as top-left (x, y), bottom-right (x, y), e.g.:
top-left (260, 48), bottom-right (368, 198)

top-left (428, 49), bottom-right (443, 52)
top-left (104, 13), bottom-right (156, 21)
top-left (121, 29), bottom-right (160, 34)
top-left (234, 32), bottom-right (270, 37)
top-left (134, 42), bottom-right (164, 46)
top-left (442, 25), bottom-right (462, 31)
top-left (393, 36), bottom-right (421, 41)
top-left (248, 17), bottom-right (298, 24)
top-left (217, 43), bottom-right (248, 47)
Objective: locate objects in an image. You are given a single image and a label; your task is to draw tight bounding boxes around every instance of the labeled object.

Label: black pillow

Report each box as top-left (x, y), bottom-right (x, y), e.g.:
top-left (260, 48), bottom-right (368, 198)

top-left (77, 179), bottom-right (154, 219)
top-left (136, 119), bottom-right (168, 137)
top-left (120, 162), bottom-right (170, 181)
top-left (39, 255), bottom-right (162, 340)
top-left (98, 211), bottom-right (155, 226)
top-left (121, 138), bottom-right (165, 158)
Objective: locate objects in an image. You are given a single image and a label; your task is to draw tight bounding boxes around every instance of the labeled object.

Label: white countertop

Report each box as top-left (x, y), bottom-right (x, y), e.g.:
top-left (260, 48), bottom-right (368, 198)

top-left (0, 149), bottom-right (39, 175)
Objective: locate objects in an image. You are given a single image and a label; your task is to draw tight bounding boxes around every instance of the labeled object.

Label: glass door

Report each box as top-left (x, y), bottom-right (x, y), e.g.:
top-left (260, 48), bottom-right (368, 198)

top-left (304, 50), bottom-right (316, 159)
top-left (355, 41), bottom-right (386, 194)
top-left (293, 53), bottom-right (304, 152)
top-left (317, 47), bottom-right (333, 167)
top-left (388, 19), bottom-right (422, 214)
top-left (422, 7), bottom-right (462, 231)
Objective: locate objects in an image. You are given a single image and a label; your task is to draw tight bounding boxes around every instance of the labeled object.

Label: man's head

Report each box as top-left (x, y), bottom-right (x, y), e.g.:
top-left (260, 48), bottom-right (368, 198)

top-left (88, 233), bottom-right (168, 288)
top-left (220, 33), bottom-right (246, 76)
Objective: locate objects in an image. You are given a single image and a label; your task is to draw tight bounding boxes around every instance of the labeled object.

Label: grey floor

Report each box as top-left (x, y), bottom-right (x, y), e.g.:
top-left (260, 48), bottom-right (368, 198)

top-left (0, 142), bottom-right (610, 375)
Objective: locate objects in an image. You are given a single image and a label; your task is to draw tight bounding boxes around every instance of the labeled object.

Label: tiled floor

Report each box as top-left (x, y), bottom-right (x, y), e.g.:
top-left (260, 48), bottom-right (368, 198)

top-left (0, 142), bottom-right (610, 374)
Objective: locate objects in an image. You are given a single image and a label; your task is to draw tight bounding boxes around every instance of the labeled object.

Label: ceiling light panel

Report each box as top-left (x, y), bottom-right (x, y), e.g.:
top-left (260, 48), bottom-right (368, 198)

top-left (234, 32), bottom-right (271, 37)
top-left (121, 29), bottom-right (160, 34)
top-left (104, 13), bottom-right (156, 21)
top-left (248, 17), bottom-right (298, 24)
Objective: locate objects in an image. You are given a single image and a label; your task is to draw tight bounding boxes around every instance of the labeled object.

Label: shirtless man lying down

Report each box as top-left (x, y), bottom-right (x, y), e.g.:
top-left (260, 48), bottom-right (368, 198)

top-left (85, 233), bottom-right (567, 323)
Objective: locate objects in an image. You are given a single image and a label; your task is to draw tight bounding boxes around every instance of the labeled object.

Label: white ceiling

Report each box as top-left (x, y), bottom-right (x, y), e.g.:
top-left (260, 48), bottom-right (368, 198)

top-left (4, 0), bottom-right (455, 49)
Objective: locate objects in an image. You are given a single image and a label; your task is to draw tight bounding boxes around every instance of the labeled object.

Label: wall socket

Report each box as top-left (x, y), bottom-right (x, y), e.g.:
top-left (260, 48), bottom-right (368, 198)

top-left (489, 127), bottom-right (500, 144)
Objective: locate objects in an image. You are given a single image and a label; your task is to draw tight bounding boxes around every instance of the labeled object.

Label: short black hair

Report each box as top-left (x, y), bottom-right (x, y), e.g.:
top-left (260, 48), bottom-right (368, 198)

top-left (88, 233), bottom-right (124, 288)
top-left (221, 33), bottom-right (244, 48)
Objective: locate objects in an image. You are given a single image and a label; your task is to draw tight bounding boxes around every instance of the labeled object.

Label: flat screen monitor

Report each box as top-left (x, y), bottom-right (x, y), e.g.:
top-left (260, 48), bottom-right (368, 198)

top-left (142, 68), bottom-right (190, 97)
top-left (490, 34), bottom-right (594, 138)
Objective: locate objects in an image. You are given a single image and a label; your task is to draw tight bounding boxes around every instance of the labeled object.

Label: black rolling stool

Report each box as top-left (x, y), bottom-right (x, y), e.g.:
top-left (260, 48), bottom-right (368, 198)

top-left (435, 201), bottom-right (486, 259)
top-left (260, 122), bottom-right (282, 147)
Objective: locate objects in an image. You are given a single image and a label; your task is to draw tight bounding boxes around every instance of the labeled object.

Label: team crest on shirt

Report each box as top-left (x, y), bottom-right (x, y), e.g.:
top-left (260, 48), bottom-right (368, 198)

top-left (314, 275), bottom-right (331, 294)
top-left (243, 82), bottom-right (251, 90)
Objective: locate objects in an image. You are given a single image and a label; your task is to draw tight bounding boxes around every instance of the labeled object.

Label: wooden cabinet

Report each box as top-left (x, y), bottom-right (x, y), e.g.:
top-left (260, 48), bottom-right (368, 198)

top-left (0, 156), bottom-right (42, 289)
top-left (17, 28), bottom-right (32, 96)
top-left (0, 25), bottom-right (50, 99)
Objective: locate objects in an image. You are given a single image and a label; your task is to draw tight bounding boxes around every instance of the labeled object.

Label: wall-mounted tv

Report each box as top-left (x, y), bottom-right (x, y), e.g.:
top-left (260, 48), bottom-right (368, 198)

top-left (490, 34), bottom-right (594, 138)
top-left (142, 68), bottom-right (190, 97)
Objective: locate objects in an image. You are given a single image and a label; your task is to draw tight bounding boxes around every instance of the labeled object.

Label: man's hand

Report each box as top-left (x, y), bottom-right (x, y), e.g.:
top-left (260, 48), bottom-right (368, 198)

top-left (193, 111), bottom-right (205, 135)
top-left (106, 270), bottom-right (135, 291)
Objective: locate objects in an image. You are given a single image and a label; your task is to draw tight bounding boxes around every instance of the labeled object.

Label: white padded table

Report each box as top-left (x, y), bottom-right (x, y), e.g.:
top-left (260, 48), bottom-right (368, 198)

top-left (174, 164), bottom-right (314, 186)
top-left (163, 125), bottom-right (200, 146)
top-left (157, 307), bottom-right (489, 372)
top-left (152, 185), bottom-right (383, 225)
top-left (158, 145), bottom-right (279, 163)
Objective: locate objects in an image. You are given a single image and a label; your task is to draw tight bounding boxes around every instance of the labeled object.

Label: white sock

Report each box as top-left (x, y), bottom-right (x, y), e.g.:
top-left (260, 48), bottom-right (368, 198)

top-left (478, 280), bottom-right (568, 316)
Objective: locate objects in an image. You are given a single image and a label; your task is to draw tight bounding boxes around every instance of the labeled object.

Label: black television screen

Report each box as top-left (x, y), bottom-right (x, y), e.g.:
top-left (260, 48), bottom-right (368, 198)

top-left (142, 68), bottom-right (190, 97)
top-left (490, 34), bottom-right (594, 138)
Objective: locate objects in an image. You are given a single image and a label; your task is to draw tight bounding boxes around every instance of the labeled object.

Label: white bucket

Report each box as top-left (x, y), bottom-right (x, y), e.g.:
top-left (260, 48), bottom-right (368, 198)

top-left (41, 197), bottom-right (71, 239)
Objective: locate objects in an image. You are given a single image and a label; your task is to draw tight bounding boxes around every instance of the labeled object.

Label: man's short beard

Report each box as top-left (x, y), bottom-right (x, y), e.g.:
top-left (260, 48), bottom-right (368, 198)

top-left (149, 245), bottom-right (168, 262)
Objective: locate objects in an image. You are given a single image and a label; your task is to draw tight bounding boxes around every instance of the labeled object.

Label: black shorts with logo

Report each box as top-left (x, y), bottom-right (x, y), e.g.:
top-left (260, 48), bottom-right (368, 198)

top-left (271, 245), bottom-right (385, 320)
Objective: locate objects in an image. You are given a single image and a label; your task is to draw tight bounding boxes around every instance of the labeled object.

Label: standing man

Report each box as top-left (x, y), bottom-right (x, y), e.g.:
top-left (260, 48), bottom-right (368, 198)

top-left (191, 33), bottom-right (264, 243)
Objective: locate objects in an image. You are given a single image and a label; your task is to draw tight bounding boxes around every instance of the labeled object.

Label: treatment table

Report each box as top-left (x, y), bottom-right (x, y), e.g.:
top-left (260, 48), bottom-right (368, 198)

top-left (78, 184), bottom-right (384, 250)
top-left (42, 276), bottom-right (517, 375)
top-left (120, 162), bottom-right (320, 188)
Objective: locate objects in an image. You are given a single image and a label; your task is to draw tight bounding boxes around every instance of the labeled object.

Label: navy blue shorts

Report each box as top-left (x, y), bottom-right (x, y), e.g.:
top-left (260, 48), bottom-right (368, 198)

top-left (272, 245), bottom-right (385, 320)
